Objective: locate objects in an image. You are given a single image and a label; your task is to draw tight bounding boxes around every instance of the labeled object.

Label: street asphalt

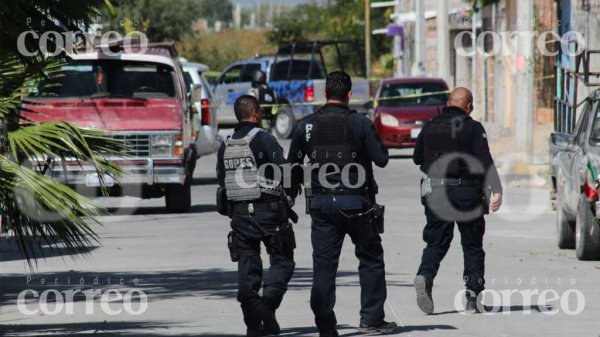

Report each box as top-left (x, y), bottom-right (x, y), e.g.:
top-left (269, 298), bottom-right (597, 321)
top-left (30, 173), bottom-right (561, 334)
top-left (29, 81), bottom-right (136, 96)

top-left (1, 133), bottom-right (599, 336)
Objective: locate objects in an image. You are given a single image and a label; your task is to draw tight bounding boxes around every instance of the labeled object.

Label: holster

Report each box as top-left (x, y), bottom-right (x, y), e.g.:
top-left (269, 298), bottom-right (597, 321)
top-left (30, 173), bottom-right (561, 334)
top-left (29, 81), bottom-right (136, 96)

top-left (227, 231), bottom-right (240, 262)
top-left (366, 203), bottom-right (385, 234)
top-left (304, 187), bottom-right (313, 214)
top-left (267, 222), bottom-right (296, 259)
top-left (482, 186), bottom-right (492, 215)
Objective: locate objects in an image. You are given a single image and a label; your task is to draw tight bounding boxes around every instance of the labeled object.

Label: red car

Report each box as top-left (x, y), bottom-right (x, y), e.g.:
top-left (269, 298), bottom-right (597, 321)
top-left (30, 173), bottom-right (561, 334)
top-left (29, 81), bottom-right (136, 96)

top-left (372, 78), bottom-right (449, 148)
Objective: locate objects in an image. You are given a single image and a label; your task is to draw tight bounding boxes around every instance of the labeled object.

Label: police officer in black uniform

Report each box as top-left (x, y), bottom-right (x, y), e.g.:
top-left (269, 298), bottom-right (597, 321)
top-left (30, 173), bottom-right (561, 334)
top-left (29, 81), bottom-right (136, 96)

top-left (288, 71), bottom-right (397, 336)
top-left (412, 87), bottom-right (503, 315)
top-left (248, 70), bottom-right (277, 130)
top-left (216, 95), bottom-right (296, 336)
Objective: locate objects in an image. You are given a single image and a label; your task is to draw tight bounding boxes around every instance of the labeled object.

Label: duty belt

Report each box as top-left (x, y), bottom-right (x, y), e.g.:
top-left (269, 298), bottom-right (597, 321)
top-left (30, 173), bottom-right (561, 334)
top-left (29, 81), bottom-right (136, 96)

top-left (312, 186), bottom-right (365, 195)
top-left (430, 178), bottom-right (481, 187)
top-left (231, 200), bottom-right (282, 215)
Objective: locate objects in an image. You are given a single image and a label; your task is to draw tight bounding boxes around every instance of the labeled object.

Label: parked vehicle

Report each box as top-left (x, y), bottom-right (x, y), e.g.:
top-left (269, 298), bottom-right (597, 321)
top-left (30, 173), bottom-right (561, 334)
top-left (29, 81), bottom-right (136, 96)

top-left (372, 78), bottom-right (449, 148)
top-left (181, 60), bottom-right (220, 156)
top-left (213, 40), bottom-right (371, 138)
top-left (23, 42), bottom-right (198, 213)
top-left (550, 89), bottom-right (600, 260)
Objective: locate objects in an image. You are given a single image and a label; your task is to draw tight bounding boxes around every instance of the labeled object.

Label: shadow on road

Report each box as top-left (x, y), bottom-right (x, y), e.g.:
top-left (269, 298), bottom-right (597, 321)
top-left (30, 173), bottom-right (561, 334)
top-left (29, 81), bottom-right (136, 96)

top-left (106, 204), bottom-right (217, 215)
top-left (192, 177), bottom-right (218, 186)
top-left (0, 240), bottom-right (99, 263)
top-left (401, 324), bottom-right (457, 333)
top-left (0, 268), bottom-right (411, 307)
top-left (389, 154), bottom-right (413, 160)
top-left (0, 321), bottom-right (174, 336)
top-left (430, 310), bottom-right (460, 316)
top-left (0, 268), bottom-right (412, 335)
top-left (485, 304), bottom-right (553, 313)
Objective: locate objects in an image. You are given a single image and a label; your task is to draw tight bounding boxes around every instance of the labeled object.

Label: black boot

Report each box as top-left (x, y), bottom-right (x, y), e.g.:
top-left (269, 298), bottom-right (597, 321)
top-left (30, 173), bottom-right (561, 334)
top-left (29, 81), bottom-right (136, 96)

top-left (243, 305), bottom-right (264, 337)
top-left (256, 302), bottom-right (280, 335)
top-left (358, 320), bottom-right (398, 334)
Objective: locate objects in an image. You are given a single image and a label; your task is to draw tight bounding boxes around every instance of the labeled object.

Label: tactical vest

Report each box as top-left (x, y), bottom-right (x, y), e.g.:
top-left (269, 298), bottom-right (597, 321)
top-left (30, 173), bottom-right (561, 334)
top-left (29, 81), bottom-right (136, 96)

top-left (423, 114), bottom-right (471, 178)
top-left (306, 109), bottom-right (361, 169)
top-left (223, 128), bottom-right (282, 201)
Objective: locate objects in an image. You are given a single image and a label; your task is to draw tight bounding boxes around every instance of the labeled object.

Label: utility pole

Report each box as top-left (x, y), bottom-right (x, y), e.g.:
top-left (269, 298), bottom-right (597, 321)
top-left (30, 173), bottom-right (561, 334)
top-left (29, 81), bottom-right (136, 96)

top-left (515, 0), bottom-right (535, 163)
top-left (394, 1), bottom-right (404, 77)
top-left (365, 0), bottom-right (371, 81)
top-left (436, 0), bottom-right (450, 81)
top-left (413, 0), bottom-right (426, 76)
top-left (471, 2), bottom-right (479, 119)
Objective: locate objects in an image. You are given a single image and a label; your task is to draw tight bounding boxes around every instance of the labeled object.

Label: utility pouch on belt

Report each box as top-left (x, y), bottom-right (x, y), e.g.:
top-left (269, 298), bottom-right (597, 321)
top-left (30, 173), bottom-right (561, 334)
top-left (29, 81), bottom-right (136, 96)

top-left (227, 231), bottom-right (240, 262)
top-left (268, 223), bottom-right (296, 259)
top-left (216, 187), bottom-right (229, 216)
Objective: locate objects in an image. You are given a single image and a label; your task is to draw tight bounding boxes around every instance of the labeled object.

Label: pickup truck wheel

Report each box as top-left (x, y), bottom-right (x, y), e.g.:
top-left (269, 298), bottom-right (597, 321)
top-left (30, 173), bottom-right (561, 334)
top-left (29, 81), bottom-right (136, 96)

top-left (274, 106), bottom-right (296, 139)
top-left (556, 192), bottom-right (575, 249)
top-left (575, 194), bottom-right (600, 260)
top-left (165, 181), bottom-right (191, 213)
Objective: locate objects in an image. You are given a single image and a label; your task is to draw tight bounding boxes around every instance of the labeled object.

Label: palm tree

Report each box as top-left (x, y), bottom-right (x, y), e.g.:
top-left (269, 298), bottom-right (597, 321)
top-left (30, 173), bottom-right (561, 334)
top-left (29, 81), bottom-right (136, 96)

top-left (0, 0), bottom-right (123, 267)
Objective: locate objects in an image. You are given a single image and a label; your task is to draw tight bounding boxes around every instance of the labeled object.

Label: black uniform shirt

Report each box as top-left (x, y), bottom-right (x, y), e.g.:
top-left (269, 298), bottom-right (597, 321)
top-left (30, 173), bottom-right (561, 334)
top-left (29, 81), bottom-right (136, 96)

top-left (413, 106), bottom-right (503, 193)
top-left (288, 103), bottom-right (389, 197)
top-left (216, 121), bottom-right (287, 200)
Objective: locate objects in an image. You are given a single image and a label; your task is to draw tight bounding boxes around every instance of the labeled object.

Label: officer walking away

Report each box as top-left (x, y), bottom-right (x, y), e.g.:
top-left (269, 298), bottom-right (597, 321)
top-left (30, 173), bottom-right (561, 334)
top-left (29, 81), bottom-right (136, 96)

top-left (216, 95), bottom-right (296, 336)
top-left (248, 70), bottom-right (277, 130)
top-left (288, 71), bottom-right (397, 336)
top-left (412, 87), bottom-right (503, 315)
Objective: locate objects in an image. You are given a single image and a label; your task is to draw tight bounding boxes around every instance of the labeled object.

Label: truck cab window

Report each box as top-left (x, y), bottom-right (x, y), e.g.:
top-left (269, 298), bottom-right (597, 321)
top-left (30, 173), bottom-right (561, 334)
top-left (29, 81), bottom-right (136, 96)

top-left (35, 60), bottom-right (177, 98)
top-left (220, 65), bottom-right (243, 84)
top-left (240, 63), bottom-right (262, 82)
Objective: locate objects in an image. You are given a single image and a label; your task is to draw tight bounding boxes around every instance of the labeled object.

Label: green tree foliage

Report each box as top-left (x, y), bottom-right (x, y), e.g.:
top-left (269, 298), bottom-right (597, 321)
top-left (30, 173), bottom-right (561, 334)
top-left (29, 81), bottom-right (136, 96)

top-left (105, 0), bottom-right (200, 41)
top-left (104, 0), bottom-right (233, 42)
top-left (268, 0), bottom-right (392, 76)
top-left (0, 0), bottom-right (123, 266)
top-left (178, 30), bottom-right (275, 71)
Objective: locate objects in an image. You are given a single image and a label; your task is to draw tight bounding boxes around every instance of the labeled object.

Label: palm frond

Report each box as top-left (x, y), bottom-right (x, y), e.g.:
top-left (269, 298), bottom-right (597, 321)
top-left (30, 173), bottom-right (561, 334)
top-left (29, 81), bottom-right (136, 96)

top-left (0, 156), bottom-right (104, 268)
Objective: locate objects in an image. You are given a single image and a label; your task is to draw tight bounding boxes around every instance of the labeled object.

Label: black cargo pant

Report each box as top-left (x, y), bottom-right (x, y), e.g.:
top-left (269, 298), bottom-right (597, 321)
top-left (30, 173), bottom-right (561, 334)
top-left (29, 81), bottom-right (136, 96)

top-left (417, 185), bottom-right (486, 294)
top-left (309, 195), bottom-right (387, 332)
top-left (230, 211), bottom-right (296, 323)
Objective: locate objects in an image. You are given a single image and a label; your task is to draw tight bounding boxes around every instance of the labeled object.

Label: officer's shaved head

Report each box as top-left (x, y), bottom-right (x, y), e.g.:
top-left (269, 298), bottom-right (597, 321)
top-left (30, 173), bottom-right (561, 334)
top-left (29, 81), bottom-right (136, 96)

top-left (234, 95), bottom-right (260, 121)
top-left (448, 87), bottom-right (474, 114)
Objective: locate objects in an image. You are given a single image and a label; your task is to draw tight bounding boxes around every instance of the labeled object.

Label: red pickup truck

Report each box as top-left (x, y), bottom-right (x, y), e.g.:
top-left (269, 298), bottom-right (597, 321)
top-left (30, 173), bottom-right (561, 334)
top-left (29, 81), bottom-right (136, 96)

top-left (23, 42), bottom-right (198, 213)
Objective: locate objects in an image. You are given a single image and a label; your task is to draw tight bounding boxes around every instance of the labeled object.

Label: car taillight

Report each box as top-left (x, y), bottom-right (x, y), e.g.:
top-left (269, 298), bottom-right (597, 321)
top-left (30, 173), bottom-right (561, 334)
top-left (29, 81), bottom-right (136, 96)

top-left (582, 162), bottom-right (599, 202)
top-left (201, 99), bottom-right (211, 126)
top-left (304, 85), bottom-right (314, 102)
top-left (582, 182), bottom-right (598, 202)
